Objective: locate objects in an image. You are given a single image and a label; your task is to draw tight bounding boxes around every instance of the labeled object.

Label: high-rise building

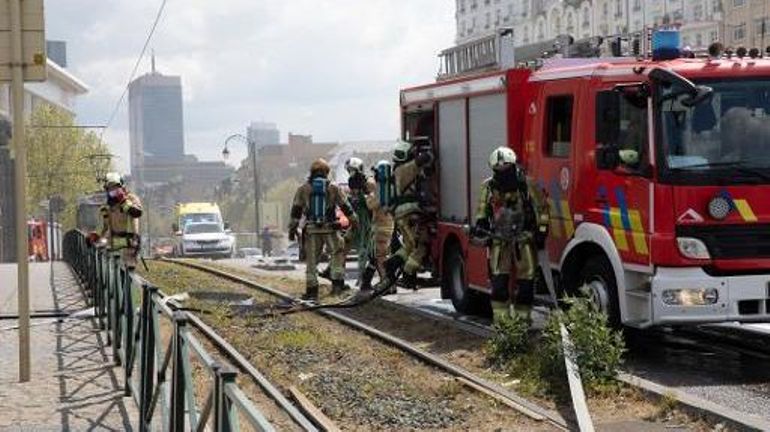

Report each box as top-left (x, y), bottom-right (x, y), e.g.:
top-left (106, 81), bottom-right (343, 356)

top-left (247, 121), bottom-right (280, 151)
top-left (128, 57), bottom-right (185, 181)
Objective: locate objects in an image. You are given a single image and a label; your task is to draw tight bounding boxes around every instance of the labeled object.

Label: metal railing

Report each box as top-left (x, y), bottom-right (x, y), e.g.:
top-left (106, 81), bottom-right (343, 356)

top-left (63, 230), bottom-right (275, 432)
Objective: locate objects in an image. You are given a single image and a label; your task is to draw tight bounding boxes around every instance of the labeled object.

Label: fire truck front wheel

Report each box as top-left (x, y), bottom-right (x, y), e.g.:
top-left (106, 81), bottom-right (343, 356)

top-left (577, 256), bottom-right (621, 327)
top-left (444, 246), bottom-right (490, 316)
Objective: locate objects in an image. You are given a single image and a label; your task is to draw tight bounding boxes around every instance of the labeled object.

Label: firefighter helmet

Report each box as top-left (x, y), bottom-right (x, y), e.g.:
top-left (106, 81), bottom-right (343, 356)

top-left (104, 172), bottom-right (124, 188)
top-left (488, 147), bottom-right (517, 171)
top-left (345, 157), bottom-right (364, 174)
top-left (393, 140), bottom-right (412, 163)
top-left (310, 158), bottom-right (331, 177)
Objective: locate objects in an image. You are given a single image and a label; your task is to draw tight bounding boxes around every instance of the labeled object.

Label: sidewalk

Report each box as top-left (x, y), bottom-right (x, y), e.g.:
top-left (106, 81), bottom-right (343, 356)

top-left (0, 262), bottom-right (136, 431)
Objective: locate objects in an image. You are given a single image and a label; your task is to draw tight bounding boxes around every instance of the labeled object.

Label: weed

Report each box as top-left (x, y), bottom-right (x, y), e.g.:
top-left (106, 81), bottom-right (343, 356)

top-left (653, 392), bottom-right (679, 420)
top-left (541, 296), bottom-right (626, 396)
top-left (273, 328), bottom-right (319, 348)
top-left (485, 312), bottom-right (530, 366)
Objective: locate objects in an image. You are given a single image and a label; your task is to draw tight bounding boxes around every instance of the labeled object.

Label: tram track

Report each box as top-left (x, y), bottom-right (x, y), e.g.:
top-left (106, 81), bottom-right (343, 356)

top-left (181, 258), bottom-right (770, 432)
top-left (161, 258), bottom-right (574, 431)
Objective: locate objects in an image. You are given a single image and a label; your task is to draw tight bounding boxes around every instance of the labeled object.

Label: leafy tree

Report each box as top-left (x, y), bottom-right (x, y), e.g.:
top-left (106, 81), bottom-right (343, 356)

top-left (25, 104), bottom-right (112, 229)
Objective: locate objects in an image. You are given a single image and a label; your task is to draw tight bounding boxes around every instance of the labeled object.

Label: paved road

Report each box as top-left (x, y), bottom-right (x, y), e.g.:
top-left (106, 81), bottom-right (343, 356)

top-left (0, 263), bottom-right (137, 431)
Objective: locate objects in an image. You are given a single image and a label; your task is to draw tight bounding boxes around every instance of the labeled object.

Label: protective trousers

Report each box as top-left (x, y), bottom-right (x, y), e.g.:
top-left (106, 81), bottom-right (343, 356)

top-left (394, 214), bottom-right (428, 276)
top-left (489, 236), bottom-right (536, 322)
top-left (371, 225), bottom-right (394, 277)
top-left (304, 230), bottom-right (344, 288)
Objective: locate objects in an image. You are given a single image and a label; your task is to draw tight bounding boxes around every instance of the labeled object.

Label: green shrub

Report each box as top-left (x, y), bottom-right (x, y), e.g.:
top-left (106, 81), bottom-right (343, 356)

top-left (486, 312), bottom-right (530, 366)
top-left (541, 297), bottom-right (625, 395)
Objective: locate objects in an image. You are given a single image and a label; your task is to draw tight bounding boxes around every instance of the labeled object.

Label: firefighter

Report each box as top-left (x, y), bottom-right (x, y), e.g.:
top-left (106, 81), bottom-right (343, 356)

top-left (102, 172), bottom-right (143, 270)
top-left (359, 159), bottom-right (396, 291)
top-left (319, 157), bottom-right (371, 285)
top-left (375, 139), bottom-right (434, 292)
top-left (471, 147), bottom-right (549, 324)
top-left (289, 158), bottom-right (358, 301)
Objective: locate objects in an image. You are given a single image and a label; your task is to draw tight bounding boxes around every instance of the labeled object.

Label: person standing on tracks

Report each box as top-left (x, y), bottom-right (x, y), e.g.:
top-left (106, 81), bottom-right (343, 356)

top-left (359, 159), bottom-right (397, 291)
top-left (102, 172), bottom-right (143, 270)
top-left (319, 157), bottom-right (371, 287)
top-left (288, 158), bottom-right (358, 301)
top-left (470, 147), bottom-right (549, 324)
top-left (375, 138), bottom-right (434, 292)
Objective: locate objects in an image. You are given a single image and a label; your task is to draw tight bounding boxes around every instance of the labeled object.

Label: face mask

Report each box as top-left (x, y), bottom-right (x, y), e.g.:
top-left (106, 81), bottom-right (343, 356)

top-left (493, 167), bottom-right (519, 192)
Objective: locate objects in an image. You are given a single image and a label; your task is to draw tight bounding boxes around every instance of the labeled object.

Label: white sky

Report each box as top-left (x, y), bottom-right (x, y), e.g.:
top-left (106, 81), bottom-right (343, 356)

top-left (45, 0), bottom-right (455, 172)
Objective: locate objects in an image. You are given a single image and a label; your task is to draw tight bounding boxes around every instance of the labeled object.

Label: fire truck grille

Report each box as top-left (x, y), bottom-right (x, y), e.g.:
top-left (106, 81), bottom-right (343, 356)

top-left (677, 224), bottom-right (770, 259)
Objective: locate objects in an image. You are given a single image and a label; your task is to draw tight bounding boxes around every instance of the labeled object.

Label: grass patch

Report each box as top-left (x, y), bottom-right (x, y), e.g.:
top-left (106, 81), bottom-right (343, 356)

top-left (485, 297), bottom-right (626, 399)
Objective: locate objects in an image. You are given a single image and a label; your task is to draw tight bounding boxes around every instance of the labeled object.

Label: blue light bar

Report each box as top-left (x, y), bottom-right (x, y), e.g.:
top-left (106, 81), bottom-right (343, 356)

top-left (652, 29), bottom-right (681, 61)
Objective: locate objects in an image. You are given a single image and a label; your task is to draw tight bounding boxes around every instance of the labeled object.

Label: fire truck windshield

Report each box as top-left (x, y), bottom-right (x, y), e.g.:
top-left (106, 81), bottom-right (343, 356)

top-left (659, 79), bottom-right (770, 183)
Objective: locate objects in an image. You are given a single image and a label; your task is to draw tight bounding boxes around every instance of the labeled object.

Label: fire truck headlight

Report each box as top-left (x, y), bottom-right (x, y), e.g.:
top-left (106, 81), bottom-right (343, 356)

top-left (662, 288), bottom-right (719, 306)
top-left (676, 237), bottom-right (711, 260)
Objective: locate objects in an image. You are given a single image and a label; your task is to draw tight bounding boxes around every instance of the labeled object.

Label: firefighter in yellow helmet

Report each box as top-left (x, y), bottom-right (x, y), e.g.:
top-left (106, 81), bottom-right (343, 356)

top-left (471, 147), bottom-right (550, 324)
top-left (101, 172), bottom-right (143, 270)
top-left (375, 139), bottom-right (434, 292)
top-left (289, 158), bottom-right (358, 301)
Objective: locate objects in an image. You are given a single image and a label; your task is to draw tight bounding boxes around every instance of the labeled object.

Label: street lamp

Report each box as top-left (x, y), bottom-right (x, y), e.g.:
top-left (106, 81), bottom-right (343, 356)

top-left (222, 133), bottom-right (261, 245)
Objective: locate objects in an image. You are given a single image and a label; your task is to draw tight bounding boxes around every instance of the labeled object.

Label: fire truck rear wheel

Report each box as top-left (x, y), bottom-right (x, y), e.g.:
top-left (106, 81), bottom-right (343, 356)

top-left (444, 246), bottom-right (490, 316)
top-left (578, 256), bottom-right (621, 327)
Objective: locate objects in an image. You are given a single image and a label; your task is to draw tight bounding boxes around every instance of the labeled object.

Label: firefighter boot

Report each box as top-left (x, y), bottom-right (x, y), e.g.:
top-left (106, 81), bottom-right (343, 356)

top-left (359, 265), bottom-right (376, 292)
top-left (301, 285), bottom-right (319, 302)
top-left (373, 255), bottom-right (404, 294)
top-left (331, 279), bottom-right (350, 296)
top-left (399, 272), bottom-right (418, 291)
top-left (512, 279), bottom-right (534, 325)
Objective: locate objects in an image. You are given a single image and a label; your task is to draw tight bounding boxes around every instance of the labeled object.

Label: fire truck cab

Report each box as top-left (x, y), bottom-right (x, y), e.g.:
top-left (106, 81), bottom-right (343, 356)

top-left (402, 37), bottom-right (770, 328)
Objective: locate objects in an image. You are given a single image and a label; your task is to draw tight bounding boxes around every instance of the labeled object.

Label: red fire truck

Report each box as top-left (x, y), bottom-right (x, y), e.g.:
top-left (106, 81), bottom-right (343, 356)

top-left (402, 32), bottom-right (770, 328)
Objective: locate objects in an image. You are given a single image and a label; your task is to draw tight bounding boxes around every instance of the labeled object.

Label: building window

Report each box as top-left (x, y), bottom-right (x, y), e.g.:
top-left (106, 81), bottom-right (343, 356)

top-left (485, 12), bottom-right (491, 29)
top-left (458, 0), bottom-right (465, 13)
top-left (546, 95), bottom-right (574, 158)
top-left (696, 33), bottom-right (703, 47)
top-left (583, 6), bottom-right (590, 28)
top-left (603, 3), bottom-right (608, 17)
top-left (495, 9), bottom-right (501, 25)
top-left (615, 0), bottom-right (623, 18)
top-left (694, 4), bottom-right (703, 21)
top-left (710, 30), bottom-right (719, 42)
top-left (633, 0), bottom-right (641, 11)
top-left (755, 18), bottom-right (769, 36)
top-left (471, 0), bottom-right (477, 10)
top-left (734, 22), bottom-right (746, 40)
top-left (734, 0), bottom-right (745, 6)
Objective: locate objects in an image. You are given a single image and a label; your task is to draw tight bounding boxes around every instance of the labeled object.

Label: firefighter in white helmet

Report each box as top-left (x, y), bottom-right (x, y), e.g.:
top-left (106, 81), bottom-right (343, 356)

top-left (320, 157), bottom-right (371, 287)
top-left (101, 172), bottom-right (143, 270)
top-left (471, 147), bottom-right (550, 324)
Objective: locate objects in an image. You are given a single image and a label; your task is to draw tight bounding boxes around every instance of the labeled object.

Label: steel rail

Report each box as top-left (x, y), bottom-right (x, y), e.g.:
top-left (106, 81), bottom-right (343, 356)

top-left (184, 313), bottom-right (320, 432)
top-left (166, 259), bottom-right (573, 431)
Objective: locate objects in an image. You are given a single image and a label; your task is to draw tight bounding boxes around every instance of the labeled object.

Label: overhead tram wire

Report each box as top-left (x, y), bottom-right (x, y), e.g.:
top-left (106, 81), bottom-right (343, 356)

top-left (101, 0), bottom-right (169, 138)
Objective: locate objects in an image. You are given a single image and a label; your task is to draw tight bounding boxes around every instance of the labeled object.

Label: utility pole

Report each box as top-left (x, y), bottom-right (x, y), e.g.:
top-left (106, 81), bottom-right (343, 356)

top-left (10, 0), bottom-right (30, 382)
top-left (223, 133), bottom-right (261, 247)
top-left (250, 139), bottom-right (261, 248)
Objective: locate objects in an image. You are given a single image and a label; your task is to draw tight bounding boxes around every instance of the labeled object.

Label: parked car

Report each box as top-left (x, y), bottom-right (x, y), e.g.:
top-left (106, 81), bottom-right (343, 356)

top-left (176, 222), bottom-right (234, 259)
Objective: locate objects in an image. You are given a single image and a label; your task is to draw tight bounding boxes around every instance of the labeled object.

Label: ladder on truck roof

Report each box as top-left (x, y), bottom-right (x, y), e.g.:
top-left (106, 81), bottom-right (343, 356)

top-left (438, 30), bottom-right (516, 80)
